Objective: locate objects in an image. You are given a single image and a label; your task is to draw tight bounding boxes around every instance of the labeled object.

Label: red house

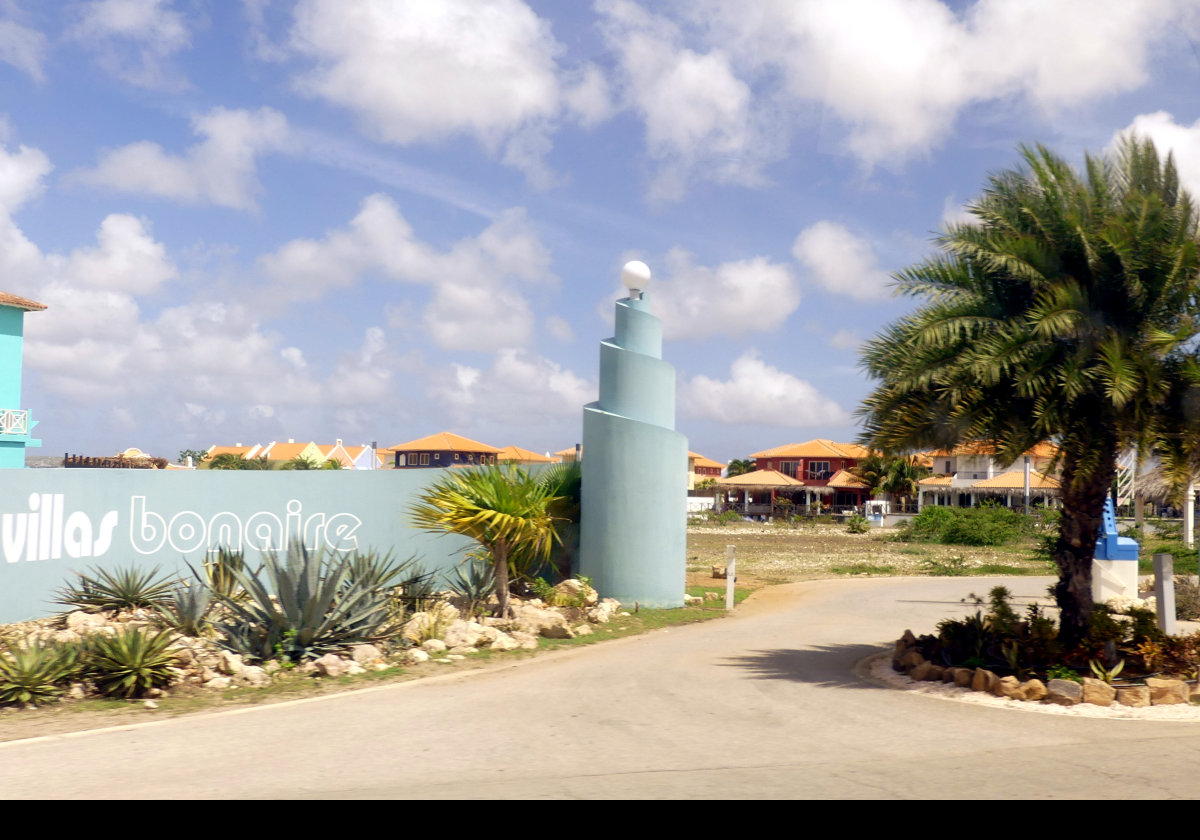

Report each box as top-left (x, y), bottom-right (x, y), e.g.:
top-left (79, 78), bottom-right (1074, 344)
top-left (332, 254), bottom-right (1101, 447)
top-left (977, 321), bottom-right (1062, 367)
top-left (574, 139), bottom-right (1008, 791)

top-left (749, 439), bottom-right (872, 509)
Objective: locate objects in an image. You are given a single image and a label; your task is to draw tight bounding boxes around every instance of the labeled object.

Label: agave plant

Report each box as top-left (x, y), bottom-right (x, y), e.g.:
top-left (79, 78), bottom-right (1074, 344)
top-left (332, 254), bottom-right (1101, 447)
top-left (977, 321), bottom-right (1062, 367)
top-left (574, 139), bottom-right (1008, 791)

top-left (203, 548), bottom-right (248, 602)
top-left (0, 642), bottom-right (83, 706)
top-left (157, 582), bottom-right (211, 637)
top-left (54, 565), bottom-right (177, 613)
top-left (448, 554), bottom-right (495, 618)
top-left (85, 627), bottom-right (180, 698)
top-left (207, 541), bottom-right (397, 662)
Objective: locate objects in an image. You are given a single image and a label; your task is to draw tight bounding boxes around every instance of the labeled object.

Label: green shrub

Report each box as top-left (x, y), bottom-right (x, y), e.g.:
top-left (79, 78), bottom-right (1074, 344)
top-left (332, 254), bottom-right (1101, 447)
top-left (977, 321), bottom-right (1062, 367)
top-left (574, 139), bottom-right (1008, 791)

top-left (85, 627), bottom-right (179, 698)
top-left (902, 506), bottom-right (1025, 546)
top-left (845, 514), bottom-right (870, 534)
top-left (55, 564), bottom-right (177, 612)
top-left (0, 642), bottom-right (82, 706)
top-left (208, 541), bottom-right (399, 663)
top-left (921, 555), bottom-right (970, 576)
top-left (449, 555), bottom-right (496, 617)
top-left (157, 582), bottom-right (211, 637)
top-left (1178, 580), bottom-right (1200, 621)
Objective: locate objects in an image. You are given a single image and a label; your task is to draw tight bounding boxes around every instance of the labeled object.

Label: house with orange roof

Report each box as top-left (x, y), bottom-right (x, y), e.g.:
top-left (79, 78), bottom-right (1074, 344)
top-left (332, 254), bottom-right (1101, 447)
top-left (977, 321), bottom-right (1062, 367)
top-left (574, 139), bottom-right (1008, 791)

top-left (254, 439), bottom-right (328, 467)
top-left (497, 446), bottom-right (557, 465)
top-left (687, 451), bottom-right (724, 489)
top-left (918, 468), bottom-right (1061, 510)
top-left (317, 440), bottom-right (383, 470)
top-left (750, 439), bottom-right (872, 508)
top-left (554, 445), bottom-right (581, 463)
top-left (386, 432), bottom-right (500, 469)
top-left (926, 441), bottom-right (1058, 481)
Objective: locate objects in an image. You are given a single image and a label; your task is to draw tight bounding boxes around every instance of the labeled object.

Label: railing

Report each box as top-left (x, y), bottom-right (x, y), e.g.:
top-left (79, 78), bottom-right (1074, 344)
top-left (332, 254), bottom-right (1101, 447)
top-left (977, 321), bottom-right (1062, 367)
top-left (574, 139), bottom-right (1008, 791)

top-left (0, 409), bottom-right (28, 435)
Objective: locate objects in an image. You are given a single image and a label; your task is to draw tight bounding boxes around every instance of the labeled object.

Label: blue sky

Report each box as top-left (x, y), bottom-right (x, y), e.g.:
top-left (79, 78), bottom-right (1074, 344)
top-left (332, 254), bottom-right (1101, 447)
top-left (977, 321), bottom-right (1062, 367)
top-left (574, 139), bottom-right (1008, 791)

top-left (2, 0), bottom-right (1200, 465)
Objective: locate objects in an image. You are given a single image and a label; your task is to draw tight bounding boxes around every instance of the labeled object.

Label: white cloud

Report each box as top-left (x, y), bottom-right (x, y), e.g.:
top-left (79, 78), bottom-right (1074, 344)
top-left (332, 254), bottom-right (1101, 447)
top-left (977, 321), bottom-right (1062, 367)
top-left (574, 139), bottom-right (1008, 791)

top-left (429, 349), bottom-right (594, 426)
top-left (546, 315), bottom-right (574, 342)
top-left (0, 18), bottom-right (46, 81)
top-left (679, 350), bottom-right (849, 427)
top-left (288, 0), bottom-right (600, 182)
top-left (792, 221), bottom-right (892, 302)
top-left (941, 193), bottom-right (973, 228)
top-left (1110, 112), bottom-right (1200, 204)
top-left (647, 0), bottom-right (1195, 170)
top-left (68, 0), bottom-right (191, 89)
top-left (828, 329), bottom-right (861, 351)
top-left (260, 195), bottom-right (552, 352)
top-left (597, 0), bottom-right (771, 201)
top-left (646, 248), bottom-right (800, 341)
top-left (73, 107), bottom-right (290, 211)
top-left (0, 141), bottom-right (50, 212)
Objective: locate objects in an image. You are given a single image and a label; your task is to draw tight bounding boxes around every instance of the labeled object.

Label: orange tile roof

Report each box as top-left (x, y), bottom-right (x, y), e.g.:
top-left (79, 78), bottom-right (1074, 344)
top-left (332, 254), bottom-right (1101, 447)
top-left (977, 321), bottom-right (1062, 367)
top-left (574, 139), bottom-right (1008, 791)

top-left (497, 446), bottom-right (556, 463)
top-left (972, 470), bottom-right (1060, 490)
top-left (688, 451), bottom-right (725, 470)
top-left (387, 432), bottom-right (500, 454)
top-left (555, 446), bottom-right (581, 457)
top-left (918, 475), bottom-right (954, 486)
top-left (260, 442), bottom-right (317, 462)
top-left (826, 469), bottom-right (869, 489)
top-left (714, 469), bottom-right (805, 488)
top-left (750, 439), bottom-right (868, 459)
top-left (207, 445), bottom-right (255, 459)
top-left (0, 291), bottom-right (46, 311)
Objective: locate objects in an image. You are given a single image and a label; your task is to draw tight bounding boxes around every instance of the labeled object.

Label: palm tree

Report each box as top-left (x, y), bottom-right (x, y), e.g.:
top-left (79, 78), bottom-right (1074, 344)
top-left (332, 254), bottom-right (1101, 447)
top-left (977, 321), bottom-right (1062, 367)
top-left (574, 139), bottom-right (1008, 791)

top-left (850, 452), bottom-right (888, 498)
top-left (881, 456), bottom-right (928, 510)
top-left (859, 137), bottom-right (1200, 646)
top-left (409, 465), bottom-right (563, 617)
top-left (726, 458), bottom-right (755, 477)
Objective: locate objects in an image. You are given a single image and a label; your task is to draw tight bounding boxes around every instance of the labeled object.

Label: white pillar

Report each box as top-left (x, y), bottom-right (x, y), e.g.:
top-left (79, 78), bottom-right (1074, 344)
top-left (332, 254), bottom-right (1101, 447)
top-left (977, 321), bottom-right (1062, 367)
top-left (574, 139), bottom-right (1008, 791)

top-left (1186, 481), bottom-right (1196, 548)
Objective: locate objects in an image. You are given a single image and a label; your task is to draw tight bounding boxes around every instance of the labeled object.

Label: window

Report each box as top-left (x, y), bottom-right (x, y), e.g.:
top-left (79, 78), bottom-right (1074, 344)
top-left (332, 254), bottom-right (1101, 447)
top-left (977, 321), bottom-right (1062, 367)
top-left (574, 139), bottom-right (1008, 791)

top-left (454, 454), bottom-right (460, 461)
top-left (397, 453), bottom-right (406, 467)
top-left (420, 453), bottom-right (430, 466)
top-left (434, 453), bottom-right (440, 460)
top-left (779, 461), bottom-right (799, 478)
top-left (807, 461), bottom-right (830, 480)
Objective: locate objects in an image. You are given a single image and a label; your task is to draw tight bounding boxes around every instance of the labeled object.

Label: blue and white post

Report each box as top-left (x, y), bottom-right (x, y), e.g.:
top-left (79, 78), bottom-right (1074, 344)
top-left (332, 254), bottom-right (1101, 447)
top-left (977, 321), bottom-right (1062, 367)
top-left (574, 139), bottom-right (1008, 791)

top-left (579, 261), bottom-right (687, 607)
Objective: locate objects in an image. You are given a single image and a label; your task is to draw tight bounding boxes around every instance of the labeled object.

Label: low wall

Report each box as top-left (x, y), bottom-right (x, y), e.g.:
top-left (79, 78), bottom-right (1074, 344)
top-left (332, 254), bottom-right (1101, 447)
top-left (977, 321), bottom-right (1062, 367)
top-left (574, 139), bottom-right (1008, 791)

top-left (0, 469), bottom-right (475, 624)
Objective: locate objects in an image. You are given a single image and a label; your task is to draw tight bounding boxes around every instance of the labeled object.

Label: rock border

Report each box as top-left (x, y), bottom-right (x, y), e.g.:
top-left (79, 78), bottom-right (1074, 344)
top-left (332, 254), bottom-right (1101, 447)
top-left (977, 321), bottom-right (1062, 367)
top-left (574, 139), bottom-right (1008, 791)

top-left (882, 630), bottom-right (1200, 720)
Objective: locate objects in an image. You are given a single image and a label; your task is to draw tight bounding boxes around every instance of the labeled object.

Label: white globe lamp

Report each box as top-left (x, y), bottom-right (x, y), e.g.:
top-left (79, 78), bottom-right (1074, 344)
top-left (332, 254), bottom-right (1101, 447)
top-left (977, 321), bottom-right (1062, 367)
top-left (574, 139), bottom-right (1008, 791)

top-left (621, 260), bottom-right (651, 299)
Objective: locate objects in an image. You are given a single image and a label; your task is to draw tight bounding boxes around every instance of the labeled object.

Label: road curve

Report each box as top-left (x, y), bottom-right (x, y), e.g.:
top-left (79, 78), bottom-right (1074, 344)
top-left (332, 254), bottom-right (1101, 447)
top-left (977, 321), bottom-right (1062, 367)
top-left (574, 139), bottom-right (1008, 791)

top-left (6, 576), bottom-right (1200, 799)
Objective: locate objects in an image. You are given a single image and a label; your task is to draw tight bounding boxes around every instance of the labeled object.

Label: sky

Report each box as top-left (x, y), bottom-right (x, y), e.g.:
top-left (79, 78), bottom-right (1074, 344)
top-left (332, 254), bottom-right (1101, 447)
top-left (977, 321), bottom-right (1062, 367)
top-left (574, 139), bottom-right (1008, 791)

top-left (2, 0), bottom-right (1200, 466)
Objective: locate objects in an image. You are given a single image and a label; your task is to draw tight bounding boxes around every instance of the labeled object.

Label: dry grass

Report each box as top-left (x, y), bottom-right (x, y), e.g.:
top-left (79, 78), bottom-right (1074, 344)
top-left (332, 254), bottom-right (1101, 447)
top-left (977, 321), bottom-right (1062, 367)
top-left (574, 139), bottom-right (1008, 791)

top-left (687, 523), bottom-right (1052, 585)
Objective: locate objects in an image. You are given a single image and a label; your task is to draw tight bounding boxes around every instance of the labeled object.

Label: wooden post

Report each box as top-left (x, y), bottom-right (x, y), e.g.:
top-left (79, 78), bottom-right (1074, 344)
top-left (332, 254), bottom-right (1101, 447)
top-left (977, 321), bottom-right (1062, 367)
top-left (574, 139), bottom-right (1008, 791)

top-left (1154, 553), bottom-right (1177, 636)
top-left (725, 545), bottom-right (735, 611)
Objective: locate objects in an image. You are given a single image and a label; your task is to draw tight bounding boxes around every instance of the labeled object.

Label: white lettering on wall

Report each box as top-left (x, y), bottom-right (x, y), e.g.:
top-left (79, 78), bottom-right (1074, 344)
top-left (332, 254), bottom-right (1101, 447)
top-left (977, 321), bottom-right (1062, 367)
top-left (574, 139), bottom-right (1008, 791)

top-left (128, 497), bottom-right (362, 555)
top-left (1, 495), bottom-right (119, 564)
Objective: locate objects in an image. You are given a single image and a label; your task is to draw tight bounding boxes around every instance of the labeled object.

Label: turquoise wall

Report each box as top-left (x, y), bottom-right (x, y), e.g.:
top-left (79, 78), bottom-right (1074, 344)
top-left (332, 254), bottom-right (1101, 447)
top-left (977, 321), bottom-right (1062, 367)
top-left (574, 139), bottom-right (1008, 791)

top-left (0, 470), bottom-right (475, 623)
top-left (579, 294), bottom-right (687, 608)
top-left (0, 306), bottom-right (23, 409)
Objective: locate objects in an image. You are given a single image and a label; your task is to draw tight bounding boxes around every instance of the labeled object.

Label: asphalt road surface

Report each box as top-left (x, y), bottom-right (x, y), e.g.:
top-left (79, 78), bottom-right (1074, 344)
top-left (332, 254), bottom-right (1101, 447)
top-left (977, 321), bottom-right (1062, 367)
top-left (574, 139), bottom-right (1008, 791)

top-left (6, 576), bottom-right (1200, 799)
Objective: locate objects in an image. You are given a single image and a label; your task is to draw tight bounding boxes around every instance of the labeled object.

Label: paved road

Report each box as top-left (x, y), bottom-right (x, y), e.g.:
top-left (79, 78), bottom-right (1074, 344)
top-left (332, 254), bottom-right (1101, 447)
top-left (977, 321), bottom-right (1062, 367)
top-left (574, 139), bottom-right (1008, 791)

top-left (6, 576), bottom-right (1200, 799)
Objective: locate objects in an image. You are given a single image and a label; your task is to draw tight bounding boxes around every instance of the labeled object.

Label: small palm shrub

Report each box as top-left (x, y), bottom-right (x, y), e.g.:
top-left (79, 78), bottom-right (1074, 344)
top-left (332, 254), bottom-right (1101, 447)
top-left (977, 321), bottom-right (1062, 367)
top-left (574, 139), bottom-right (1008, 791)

top-left (85, 627), bottom-right (179, 698)
top-left (0, 642), bottom-right (83, 706)
top-left (208, 541), bottom-right (398, 662)
top-left (845, 514), bottom-right (870, 534)
top-left (55, 565), bottom-right (177, 612)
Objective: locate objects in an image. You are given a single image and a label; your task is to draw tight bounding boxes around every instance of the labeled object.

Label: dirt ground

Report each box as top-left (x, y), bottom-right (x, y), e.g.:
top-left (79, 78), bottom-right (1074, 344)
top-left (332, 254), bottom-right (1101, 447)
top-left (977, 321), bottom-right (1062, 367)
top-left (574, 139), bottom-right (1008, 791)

top-left (686, 522), bottom-right (1050, 586)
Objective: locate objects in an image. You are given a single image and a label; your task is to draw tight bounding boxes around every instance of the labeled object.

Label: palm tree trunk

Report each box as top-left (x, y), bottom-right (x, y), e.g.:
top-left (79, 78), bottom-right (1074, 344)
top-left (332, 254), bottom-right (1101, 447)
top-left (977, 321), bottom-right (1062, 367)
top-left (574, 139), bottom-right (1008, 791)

top-left (1052, 431), bottom-right (1118, 649)
top-left (493, 538), bottom-right (511, 618)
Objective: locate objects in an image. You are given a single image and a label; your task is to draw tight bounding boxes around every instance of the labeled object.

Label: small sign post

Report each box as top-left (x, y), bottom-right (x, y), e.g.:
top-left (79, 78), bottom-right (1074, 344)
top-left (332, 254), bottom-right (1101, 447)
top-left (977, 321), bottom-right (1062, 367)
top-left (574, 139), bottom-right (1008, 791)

top-left (725, 544), bottom-right (735, 611)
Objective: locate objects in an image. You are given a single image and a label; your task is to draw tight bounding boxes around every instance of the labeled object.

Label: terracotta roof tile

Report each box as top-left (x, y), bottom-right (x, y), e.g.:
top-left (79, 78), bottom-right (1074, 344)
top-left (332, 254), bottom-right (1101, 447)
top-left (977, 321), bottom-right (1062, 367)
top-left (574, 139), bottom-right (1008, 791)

top-left (0, 291), bottom-right (46, 311)
top-left (387, 432), bottom-right (500, 453)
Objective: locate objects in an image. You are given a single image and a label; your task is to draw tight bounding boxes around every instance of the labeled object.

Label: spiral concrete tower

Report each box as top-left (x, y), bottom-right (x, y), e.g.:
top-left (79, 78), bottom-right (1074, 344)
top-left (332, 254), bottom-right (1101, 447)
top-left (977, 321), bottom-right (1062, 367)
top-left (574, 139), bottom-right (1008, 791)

top-left (579, 262), bottom-right (687, 607)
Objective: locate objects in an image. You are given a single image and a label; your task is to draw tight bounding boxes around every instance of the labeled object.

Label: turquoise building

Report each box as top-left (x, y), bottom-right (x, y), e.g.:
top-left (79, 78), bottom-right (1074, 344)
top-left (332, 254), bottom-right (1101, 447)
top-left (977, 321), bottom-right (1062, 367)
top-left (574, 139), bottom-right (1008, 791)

top-left (579, 262), bottom-right (687, 607)
top-left (0, 292), bottom-right (44, 468)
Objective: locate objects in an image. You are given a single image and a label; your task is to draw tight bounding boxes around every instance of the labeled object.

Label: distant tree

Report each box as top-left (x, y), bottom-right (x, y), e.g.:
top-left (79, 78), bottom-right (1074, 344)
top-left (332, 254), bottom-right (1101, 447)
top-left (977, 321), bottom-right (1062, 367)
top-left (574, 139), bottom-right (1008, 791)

top-left (281, 455), bottom-right (324, 470)
top-left (726, 458), bottom-right (754, 477)
top-left (178, 449), bottom-right (208, 466)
